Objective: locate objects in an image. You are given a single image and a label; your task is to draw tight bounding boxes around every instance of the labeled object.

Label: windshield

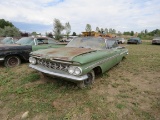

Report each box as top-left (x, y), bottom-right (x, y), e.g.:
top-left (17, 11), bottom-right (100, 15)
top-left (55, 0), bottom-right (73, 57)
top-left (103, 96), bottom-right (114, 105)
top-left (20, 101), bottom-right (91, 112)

top-left (1, 37), bottom-right (14, 44)
top-left (16, 37), bottom-right (35, 45)
top-left (66, 37), bottom-right (106, 50)
top-left (106, 40), bottom-right (118, 48)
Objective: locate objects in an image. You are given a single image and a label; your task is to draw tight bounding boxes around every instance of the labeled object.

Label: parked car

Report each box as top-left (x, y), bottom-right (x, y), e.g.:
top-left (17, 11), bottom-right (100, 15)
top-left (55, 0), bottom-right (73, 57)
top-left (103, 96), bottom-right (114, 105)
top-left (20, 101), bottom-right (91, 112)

top-left (127, 37), bottom-right (142, 44)
top-left (152, 37), bottom-right (160, 45)
top-left (0, 44), bottom-right (32, 67)
top-left (16, 37), bottom-right (66, 51)
top-left (0, 37), bottom-right (66, 67)
top-left (0, 37), bottom-right (18, 44)
top-left (60, 36), bottom-right (78, 42)
top-left (116, 37), bottom-right (125, 44)
top-left (29, 37), bottom-right (128, 88)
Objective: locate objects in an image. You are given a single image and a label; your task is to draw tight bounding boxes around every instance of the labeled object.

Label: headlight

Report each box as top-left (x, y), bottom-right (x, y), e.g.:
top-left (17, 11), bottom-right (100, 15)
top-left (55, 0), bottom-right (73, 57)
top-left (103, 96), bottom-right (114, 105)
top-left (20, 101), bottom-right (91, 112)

top-left (29, 57), bottom-right (36, 64)
top-left (68, 66), bottom-right (75, 74)
top-left (68, 66), bottom-right (82, 75)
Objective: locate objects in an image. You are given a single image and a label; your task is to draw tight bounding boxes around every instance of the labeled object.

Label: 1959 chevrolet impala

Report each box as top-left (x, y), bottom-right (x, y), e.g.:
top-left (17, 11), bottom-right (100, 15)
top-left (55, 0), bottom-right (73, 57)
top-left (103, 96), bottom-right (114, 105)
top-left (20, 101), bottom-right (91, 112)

top-left (29, 37), bottom-right (128, 87)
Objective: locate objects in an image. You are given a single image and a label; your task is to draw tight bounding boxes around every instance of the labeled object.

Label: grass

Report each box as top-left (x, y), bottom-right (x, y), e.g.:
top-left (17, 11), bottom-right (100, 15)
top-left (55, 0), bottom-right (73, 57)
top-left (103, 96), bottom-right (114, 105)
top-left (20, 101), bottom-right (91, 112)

top-left (0, 41), bottom-right (160, 120)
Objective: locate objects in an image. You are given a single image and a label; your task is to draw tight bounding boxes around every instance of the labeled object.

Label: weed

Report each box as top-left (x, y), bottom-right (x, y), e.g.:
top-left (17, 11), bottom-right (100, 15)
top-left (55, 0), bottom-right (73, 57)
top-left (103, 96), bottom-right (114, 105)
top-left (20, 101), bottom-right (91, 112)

top-left (116, 103), bottom-right (126, 109)
top-left (111, 83), bottom-right (120, 88)
top-left (20, 73), bottom-right (40, 85)
top-left (117, 94), bottom-right (129, 98)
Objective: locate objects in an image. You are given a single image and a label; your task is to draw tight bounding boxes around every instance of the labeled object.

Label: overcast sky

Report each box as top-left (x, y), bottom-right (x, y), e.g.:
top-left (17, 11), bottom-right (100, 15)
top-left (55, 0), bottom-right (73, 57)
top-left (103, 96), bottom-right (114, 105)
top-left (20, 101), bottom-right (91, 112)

top-left (0, 0), bottom-right (160, 34)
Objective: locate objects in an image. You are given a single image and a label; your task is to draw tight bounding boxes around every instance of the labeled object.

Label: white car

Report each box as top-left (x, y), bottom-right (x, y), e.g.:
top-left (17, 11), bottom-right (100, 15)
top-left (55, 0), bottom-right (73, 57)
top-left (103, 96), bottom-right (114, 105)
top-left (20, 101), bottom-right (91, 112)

top-left (116, 38), bottom-right (125, 44)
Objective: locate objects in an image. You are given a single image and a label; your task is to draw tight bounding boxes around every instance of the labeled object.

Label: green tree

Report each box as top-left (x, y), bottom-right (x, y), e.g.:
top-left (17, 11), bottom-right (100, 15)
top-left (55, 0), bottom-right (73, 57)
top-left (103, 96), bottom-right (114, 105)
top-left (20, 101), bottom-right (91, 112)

top-left (2, 26), bottom-right (20, 37)
top-left (46, 32), bottom-right (53, 38)
top-left (148, 29), bottom-right (160, 36)
top-left (85, 24), bottom-right (92, 32)
top-left (72, 32), bottom-right (76, 36)
top-left (109, 28), bottom-right (113, 33)
top-left (100, 28), bottom-right (104, 34)
top-left (104, 28), bottom-right (108, 34)
top-left (96, 27), bottom-right (100, 32)
top-left (145, 29), bottom-right (148, 34)
top-left (0, 28), bottom-right (4, 36)
top-left (123, 31), bottom-right (131, 35)
top-left (112, 29), bottom-right (116, 34)
top-left (130, 31), bottom-right (134, 36)
top-left (53, 18), bottom-right (64, 40)
top-left (0, 19), bottom-right (14, 29)
top-left (31, 31), bottom-right (37, 36)
top-left (65, 22), bottom-right (71, 39)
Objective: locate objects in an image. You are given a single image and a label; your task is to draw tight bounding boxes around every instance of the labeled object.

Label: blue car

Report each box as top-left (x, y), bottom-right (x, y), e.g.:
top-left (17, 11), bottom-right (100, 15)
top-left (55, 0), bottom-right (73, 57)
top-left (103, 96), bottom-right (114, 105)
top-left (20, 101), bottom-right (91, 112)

top-left (127, 37), bottom-right (142, 44)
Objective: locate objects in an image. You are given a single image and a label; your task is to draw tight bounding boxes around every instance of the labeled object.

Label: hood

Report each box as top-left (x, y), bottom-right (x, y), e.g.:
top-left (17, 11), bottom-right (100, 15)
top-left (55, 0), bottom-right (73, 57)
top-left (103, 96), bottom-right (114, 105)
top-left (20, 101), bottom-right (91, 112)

top-left (32, 47), bottom-right (96, 61)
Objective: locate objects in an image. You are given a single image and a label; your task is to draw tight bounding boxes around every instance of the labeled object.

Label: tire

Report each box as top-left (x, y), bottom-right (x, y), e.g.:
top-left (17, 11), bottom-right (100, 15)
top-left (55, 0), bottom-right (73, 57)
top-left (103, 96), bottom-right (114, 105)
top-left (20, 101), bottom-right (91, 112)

top-left (4, 56), bottom-right (21, 67)
top-left (77, 70), bottom-right (95, 88)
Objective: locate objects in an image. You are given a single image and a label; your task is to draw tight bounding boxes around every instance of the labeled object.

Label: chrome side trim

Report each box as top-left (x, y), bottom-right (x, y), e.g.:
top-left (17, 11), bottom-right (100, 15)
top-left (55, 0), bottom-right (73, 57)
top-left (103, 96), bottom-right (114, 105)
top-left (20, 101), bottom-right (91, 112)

top-left (85, 50), bottom-right (128, 70)
top-left (29, 64), bottom-right (88, 81)
top-left (0, 58), bottom-right (5, 61)
top-left (84, 54), bottom-right (119, 70)
top-left (120, 51), bottom-right (128, 55)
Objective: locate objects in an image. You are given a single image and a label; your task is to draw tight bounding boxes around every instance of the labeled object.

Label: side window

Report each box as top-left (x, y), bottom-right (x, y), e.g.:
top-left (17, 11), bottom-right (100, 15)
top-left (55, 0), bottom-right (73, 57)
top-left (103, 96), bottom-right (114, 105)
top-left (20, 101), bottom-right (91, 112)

top-left (37, 40), bottom-right (44, 45)
top-left (112, 41), bottom-right (118, 48)
top-left (37, 39), bottom-right (48, 45)
top-left (42, 39), bottom-right (48, 44)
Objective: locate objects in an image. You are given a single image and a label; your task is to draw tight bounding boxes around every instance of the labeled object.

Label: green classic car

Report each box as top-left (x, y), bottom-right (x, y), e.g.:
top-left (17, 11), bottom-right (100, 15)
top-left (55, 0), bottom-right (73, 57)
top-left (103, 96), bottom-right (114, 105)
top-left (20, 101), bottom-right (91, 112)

top-left (29, 37), bottom-right (128, 87)
top-left (16, 37), bottom-right (65, 51)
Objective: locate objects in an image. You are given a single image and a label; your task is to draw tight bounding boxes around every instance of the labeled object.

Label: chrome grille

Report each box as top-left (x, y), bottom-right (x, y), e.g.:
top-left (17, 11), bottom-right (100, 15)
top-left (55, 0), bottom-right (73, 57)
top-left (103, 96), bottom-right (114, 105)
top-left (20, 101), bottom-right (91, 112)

top-left (37, 59), bottom-right (69, 71)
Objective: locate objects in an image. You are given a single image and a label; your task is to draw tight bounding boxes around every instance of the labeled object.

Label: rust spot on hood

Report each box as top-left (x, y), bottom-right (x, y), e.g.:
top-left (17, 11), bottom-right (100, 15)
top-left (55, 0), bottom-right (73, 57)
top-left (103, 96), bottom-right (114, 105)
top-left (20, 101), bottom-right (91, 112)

top-left (33, 47), bottom-right (96, 61)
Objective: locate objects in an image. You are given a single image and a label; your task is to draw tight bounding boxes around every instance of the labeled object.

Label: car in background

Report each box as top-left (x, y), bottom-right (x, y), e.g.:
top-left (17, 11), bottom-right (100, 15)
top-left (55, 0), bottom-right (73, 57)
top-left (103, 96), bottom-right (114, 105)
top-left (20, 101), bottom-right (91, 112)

top-left (152, 37), bottom-right (160, 45)
top-left (29, 37), bottom-right (128, 88)
top-left (16, 37), bottom-right (66, 51)
top-left (0, 44), bottom-right (32, 67)
top-left (0, 37), bottom-right (66, 67)
top-left (0, 37), bottom-right (18, 44)
top-left (60, 36), bottom-right (78, 42)
top-left (65, 36), bottom-right (78, 42)
top-left (116, 37), bottom-right (125, 44)
top-left (127, 37), bottom-right (142, 44)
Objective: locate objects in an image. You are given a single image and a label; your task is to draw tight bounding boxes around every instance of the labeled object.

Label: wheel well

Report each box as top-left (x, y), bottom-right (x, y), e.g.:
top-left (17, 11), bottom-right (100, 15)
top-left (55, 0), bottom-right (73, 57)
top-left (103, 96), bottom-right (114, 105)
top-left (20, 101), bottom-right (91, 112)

top-left (5, 54), bottom-right (22, 60)
top-left (93, 66), bottom-right (102, 76)
top-left (122, 56), bottom-right (126, 60)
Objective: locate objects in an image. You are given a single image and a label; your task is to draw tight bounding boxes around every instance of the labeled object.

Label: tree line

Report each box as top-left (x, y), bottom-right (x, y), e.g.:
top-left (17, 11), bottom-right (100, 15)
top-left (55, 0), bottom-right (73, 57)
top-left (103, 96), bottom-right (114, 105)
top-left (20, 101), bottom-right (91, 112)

top-left (0, 19), bottom-right (21, 37)
top-left (0, 18), bottom-right (160, 40)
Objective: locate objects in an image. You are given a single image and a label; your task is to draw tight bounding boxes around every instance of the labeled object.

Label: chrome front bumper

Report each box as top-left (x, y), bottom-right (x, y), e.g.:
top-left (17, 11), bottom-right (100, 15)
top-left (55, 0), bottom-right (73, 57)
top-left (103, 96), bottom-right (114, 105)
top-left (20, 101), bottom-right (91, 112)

top-left (0, 58), bottom-right (4, 61)
top-left (29, 64), bottom-right (88, 82)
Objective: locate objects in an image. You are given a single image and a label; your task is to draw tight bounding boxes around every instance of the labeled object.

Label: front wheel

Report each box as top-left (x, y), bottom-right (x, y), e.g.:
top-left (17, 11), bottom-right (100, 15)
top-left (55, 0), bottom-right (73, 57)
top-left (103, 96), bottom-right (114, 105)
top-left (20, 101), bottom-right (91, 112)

top-left (77, 70), bottom-right (95, 88)
top-left (4, 56), bottom-right (21, 67)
